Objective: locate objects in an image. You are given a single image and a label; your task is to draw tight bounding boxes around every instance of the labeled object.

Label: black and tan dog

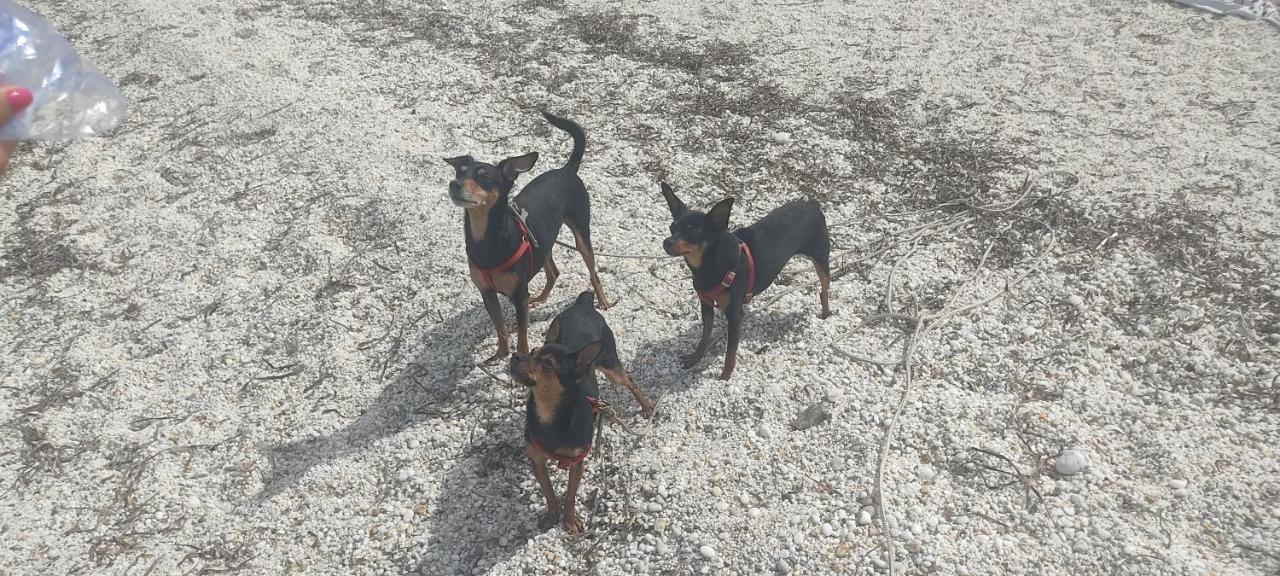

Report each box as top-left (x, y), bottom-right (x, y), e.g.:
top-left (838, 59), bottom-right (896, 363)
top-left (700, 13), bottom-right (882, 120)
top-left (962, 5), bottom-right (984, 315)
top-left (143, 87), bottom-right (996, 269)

top-left (445, 113), bottom-right (610, 364)
top-left (508, 291), bottom-right (653, 534)
top-left (660, 182), bottom-right (833, 380)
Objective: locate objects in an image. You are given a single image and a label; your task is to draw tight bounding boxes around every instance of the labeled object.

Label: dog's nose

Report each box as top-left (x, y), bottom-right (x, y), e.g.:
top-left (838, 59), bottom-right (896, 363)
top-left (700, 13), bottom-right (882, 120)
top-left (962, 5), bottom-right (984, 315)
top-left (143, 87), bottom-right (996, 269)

top-left (662, 237), bottom-right (676, 254)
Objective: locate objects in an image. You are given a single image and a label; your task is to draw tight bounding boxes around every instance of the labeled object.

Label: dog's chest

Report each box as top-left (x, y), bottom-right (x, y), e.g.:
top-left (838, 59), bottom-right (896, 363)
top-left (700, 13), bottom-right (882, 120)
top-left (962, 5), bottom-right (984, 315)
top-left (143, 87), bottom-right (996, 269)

top-left (470, 262), bottom-right (520, 296)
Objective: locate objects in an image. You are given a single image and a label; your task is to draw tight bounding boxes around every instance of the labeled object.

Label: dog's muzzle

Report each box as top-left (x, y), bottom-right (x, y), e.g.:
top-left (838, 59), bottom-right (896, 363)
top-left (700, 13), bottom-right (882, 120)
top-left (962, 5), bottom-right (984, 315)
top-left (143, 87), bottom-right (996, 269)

top-left (508, 354), bottom-right (536, 386)
top-left (449, 181), bottom-right (476, 207)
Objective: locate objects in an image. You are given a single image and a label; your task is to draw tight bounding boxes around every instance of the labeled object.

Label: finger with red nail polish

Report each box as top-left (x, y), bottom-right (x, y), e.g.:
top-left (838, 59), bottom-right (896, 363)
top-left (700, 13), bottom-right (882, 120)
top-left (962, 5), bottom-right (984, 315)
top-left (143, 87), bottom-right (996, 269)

top-left (1, 86), bottom-right (33, 174)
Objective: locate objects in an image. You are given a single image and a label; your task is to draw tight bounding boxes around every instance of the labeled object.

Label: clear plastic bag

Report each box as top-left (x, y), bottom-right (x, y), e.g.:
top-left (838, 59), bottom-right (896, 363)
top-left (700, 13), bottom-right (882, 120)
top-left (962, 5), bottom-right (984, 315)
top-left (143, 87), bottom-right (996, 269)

top-left (0, 0), bottom-right (127, 139)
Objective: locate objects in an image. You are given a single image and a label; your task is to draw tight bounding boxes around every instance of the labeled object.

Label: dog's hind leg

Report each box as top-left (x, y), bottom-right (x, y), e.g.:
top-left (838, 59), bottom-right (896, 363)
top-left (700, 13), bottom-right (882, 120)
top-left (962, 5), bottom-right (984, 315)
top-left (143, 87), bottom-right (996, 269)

top-left (815, 259), bottom-right (832, 319)
top-left (566, 216), bottom-right (611, 310)
top-left (598, 343), bottom-right (654, 418)
top-left (806, 226), bottom-right (833, 319)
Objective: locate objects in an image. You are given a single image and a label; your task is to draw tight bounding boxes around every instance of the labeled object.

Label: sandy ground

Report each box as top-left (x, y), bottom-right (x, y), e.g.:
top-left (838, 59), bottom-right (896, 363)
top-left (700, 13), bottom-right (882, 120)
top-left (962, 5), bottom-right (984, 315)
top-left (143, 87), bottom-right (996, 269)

top-left (2, 0), bottom-right (1279, 574)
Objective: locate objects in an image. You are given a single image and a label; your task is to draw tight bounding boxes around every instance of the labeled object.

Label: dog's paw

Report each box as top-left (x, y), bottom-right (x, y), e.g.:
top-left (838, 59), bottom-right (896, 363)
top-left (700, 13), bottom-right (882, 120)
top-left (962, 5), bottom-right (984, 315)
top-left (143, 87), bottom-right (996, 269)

top-left (562, 510), bottom-right (584, 535)
top-left (538, 508), bottom-right (561, 531)
top-left (482, 349), bottom-right (510, 366)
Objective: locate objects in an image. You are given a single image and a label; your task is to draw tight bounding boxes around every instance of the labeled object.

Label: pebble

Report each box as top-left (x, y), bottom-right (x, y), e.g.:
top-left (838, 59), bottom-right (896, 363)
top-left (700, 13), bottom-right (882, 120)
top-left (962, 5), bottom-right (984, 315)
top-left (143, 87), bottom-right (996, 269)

top-left (771, 132), bottom-right (793, 145)
top-left (831, 456), bottom-right (846, 471)
top-left (1173, 488), bottom-right (1189, 499)
top-left (1021, 326), bottom-right (1037, 340)
top-left (647, 502), bottom-right (663, 513)
top-left (1169, 479), bottom-right (1187, 490)
top-left (792, 404), bottom-right (831, 430)
top-left (699, 545), bottom-right (717, 559)
top-left (775, 559), bottom-right (792, 573)
top-left (749, 508), bottom-right (763, 518)
top-left (1067, 295), bottom-right (1084, 307)
top-left (1054, 449), bottom-right (1087, 476)
top-left (656, 541), bottom-right (670, 555)
top-left (757, 423), bottom-right (773, 439)
top-left (185, 495), bottom-right (200, 509)
top-left (1072, 540), bottom-right (1088, 553)
top-left (857, 509), bottom-right (874, 525)
top-left (918, 465), bottom-right (937, 483)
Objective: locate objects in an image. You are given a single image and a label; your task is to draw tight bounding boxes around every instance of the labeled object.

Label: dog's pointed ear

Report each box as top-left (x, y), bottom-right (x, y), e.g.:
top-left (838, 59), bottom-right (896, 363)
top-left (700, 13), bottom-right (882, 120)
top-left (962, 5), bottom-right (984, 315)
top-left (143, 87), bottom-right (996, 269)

top-left (443, 155), bottom-right (473, 169)
top-left (499, 152), bottom-right (538, 180)
top-left (708, 197), bottom-right (734, 230)
top-left (575, 341), bottom-right (605, 373)
top-left (544, 317), bottom-right (562, 343)
top-left (660, 182), bottom-right (686, 219)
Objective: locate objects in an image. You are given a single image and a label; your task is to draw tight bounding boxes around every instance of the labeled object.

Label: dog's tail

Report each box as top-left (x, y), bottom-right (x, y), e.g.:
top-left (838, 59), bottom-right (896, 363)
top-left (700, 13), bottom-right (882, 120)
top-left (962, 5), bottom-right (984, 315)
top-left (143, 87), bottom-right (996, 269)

top-left (574, 291), bottom-right (595, 307)
top-left (542, 112), bottom-right (585, 172)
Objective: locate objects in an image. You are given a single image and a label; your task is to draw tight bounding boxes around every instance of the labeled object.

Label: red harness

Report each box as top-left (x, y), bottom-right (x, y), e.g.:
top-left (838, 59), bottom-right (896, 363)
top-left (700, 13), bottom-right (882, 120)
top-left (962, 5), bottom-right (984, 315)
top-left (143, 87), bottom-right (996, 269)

top-left (527, 396), bottom-right (601, 470)
top-left (474, 214), bottom-right (535, 289)
top-left (697, 241), bottom-right (756, 306)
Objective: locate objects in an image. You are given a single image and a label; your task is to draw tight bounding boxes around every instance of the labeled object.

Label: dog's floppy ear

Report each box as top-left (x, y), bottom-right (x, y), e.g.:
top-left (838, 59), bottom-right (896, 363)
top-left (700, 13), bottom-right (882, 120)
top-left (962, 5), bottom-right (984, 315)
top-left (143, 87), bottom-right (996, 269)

top-left (443, 155), bottom-right (473, 169)
top-left (660, 182), bottom-right (686, 219)
top-left (575, 341), bottom-right (605, 374)
top-left (544, 316), bottom-right (562, 344)
top-left (708, 197), bottom-right (734, 230)
top-left (499, 152), bottom-right (538, 180)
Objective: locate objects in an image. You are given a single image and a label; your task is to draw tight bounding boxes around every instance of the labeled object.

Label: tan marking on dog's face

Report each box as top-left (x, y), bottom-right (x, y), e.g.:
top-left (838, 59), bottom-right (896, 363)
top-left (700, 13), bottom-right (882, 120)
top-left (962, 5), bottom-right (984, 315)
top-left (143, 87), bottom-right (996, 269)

top-left (460, 179), bottom-right (500, 240)
top-left (470, 262), bottom-right (520, 296)
top-left (674, 239), bottom-right (705, 269)
top-left (514, 348), bottom-right (564, 426)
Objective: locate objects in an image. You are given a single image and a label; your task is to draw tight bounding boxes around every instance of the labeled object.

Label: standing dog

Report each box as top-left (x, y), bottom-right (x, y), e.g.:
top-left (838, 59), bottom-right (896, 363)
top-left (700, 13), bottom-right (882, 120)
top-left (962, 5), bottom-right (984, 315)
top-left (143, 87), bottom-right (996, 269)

top-left (660, 182), bottom-right (832, 380)
top-left (445, 113), bottom-right (610, 364)
top-left (509, 292), bottom-right (653, 534)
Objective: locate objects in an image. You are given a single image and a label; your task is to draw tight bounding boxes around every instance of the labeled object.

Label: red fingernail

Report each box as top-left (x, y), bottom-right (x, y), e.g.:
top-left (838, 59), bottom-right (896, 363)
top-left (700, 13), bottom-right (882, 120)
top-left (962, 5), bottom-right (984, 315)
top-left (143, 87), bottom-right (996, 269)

top-left (5, 88), bottom-right (33, 112)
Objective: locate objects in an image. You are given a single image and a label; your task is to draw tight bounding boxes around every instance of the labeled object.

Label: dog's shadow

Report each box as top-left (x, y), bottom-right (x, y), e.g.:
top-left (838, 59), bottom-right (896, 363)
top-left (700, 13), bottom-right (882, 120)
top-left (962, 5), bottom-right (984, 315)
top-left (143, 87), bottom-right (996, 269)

top-left (257, 295), bottom-right (579, 500)
top-left (415, 413), bottom-right (533, 574)
top-left (626, 304), bottom-right (820, 405)
top-left (259, 303), bottom-right (493, 499)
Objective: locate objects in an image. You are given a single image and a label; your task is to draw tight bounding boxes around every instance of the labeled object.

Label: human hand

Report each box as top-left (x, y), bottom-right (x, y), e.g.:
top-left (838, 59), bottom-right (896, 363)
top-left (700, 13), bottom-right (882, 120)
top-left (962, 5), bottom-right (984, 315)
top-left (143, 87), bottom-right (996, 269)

top-left (1, 86), bottom-right (34, 173)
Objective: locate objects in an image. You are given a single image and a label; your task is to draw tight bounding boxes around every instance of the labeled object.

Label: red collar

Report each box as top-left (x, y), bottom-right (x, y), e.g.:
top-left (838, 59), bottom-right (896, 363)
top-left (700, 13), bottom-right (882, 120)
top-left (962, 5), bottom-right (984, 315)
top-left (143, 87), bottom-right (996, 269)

top-left (697, 241), bottom-right (755, 306)
top-left (474, 213), bottom-right (535, 289)
top-left (527, 396), bottom-right (601, 470)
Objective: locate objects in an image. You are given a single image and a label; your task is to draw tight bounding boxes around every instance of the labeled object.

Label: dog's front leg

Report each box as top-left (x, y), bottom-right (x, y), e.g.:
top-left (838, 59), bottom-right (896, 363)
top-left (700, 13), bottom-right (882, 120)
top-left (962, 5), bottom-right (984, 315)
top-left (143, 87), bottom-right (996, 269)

top-left (719, 302), bottom-right (742, 380)
top-left (562, 460), bottom-right (585, 534)
top-left (526, 443), bottom-right (561, 530)
top-left (481, 289), bottom-right (509, 364)
top-left (681, 301), bottom-right (715, 369)
top-left (513, 283), bottom-right (530, 354)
